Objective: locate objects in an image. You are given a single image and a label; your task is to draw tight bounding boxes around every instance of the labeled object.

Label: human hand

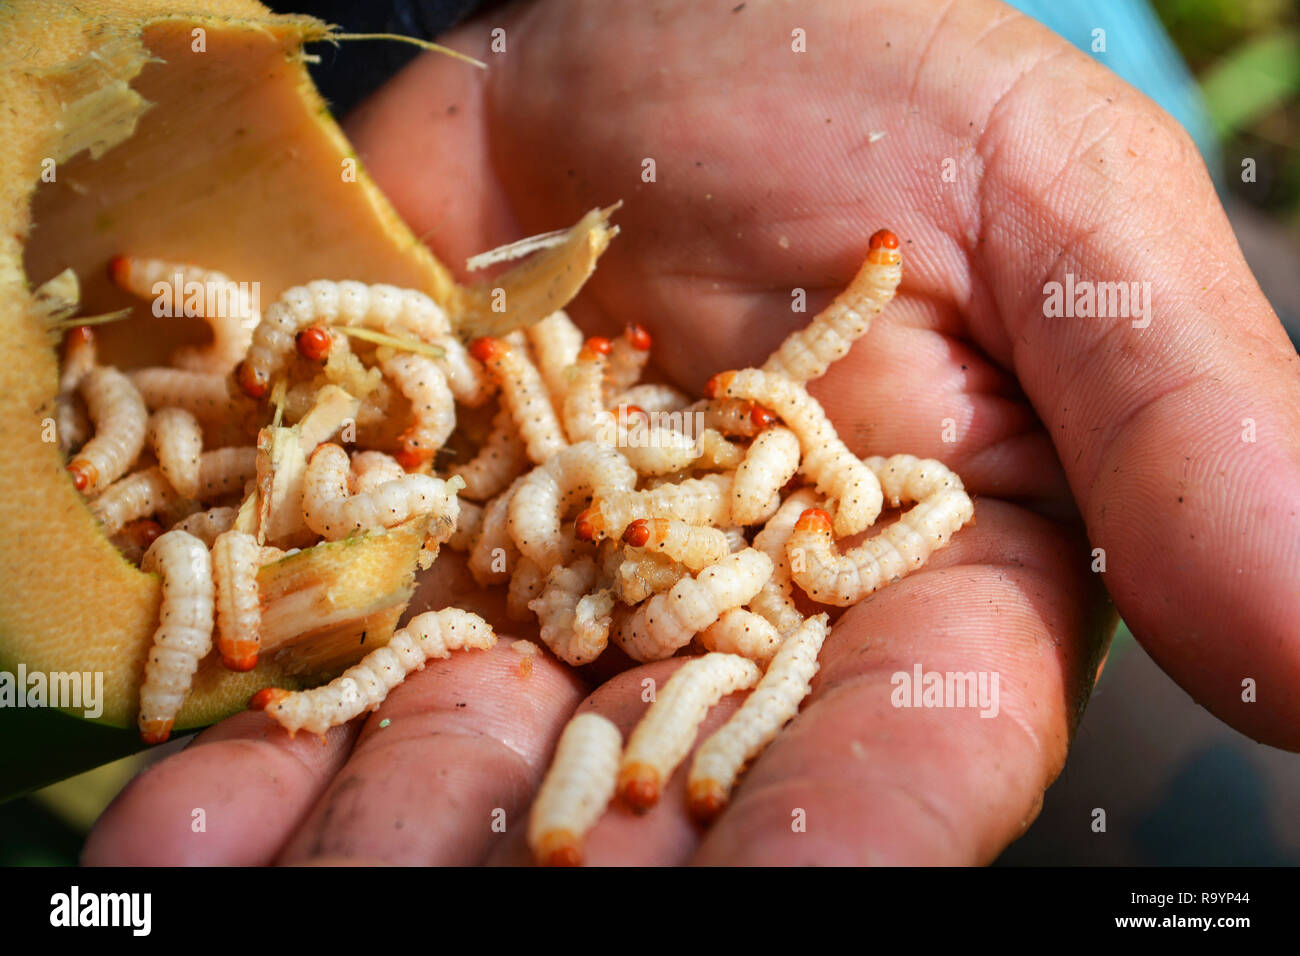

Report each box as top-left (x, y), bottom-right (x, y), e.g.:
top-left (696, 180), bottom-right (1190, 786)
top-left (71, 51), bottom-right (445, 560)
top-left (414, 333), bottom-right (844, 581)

top-left (85, 0), bottom-right (1300, 865)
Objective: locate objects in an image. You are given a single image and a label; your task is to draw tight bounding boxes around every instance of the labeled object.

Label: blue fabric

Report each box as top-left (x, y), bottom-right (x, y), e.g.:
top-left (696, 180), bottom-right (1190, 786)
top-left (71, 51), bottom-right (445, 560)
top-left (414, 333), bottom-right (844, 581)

top-left (1006, 0), bottom-right (1221, 174)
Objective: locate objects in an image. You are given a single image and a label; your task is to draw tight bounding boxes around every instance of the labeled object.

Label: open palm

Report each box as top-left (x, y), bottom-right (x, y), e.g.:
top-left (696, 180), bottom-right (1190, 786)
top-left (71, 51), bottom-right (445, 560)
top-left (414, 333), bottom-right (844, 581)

top-left (85, 0), bottom-right (1300, 865)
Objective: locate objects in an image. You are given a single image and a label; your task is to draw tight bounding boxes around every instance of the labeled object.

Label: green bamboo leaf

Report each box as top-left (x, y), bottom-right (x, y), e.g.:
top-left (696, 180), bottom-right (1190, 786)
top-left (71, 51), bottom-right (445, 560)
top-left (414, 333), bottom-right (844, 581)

top-left (1200, 30), bottom-right (1300, 137)
top-left (0, 706), bottom-right (147, 805)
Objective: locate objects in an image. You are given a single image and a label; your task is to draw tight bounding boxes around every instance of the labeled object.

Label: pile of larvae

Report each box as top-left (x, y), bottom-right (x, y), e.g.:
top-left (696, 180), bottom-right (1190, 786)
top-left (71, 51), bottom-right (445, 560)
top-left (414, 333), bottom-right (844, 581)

top-left (53, 229), bottom-right (973, 865)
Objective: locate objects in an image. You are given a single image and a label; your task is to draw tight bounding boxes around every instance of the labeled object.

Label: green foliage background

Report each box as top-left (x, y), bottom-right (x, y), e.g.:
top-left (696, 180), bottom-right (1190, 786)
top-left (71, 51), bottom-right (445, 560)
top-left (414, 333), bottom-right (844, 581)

top-left (1155, 0), bottom-right (1300, 222)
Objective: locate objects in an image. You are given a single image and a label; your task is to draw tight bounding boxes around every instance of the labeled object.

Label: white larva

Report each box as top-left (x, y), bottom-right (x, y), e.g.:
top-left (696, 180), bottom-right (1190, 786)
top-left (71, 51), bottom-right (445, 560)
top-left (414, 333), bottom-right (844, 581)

top-left (238, 281), bottom-right (488, 403)
top-left (611, 548), bottom-right (773, 662)
top-left (301, 443), bottom-right (461, 541)
top-left (56, 395), bottom-right (90, 456)
top-left (90, 448), bottom-right (257, 536)
top-left (507, 441), bottom-right (636, 572)
top-left (575, 472), bottom-right (733, 543)
top-left (332, 288), bottom-right (495, 407)
top-left (137, 529), bottom-right (214, 744)
top-left (611, 383), bottom-right (690, 415)
top-left (526, 310), bottom-right (584, 405)
top-left (211, 530), bottom-right (272, 672)
top-left (698, 608), bottom-right (783, 666)
top-left (561, 338), bottom-right (616, 442)
top-left (686, 398), bottom-right (776, 438)
top-left (447, 498), bottom-right (484, 552)
top-left (616, 417), bottom-right (703, 477)
top-left (749, 488), bottom-right (821, 636)
top-left (349, 450), bottom-right (406, 495)
top-left (731, 425), bottom-right (801, 526)
top-left (171, 505), bottom-right (238, 546)
top-left (380, 352), bottom-right (456, 468)
top-left (108, 518), bottom-right (163, 567)
top-left (694, 428), bottom-right (745, 472)
top-left (301, 441), bottom-right (360, 541)
top-left (109, 257), bottom-right (259, 374)
top-left (621, 517), bottom-right (732, 571)
top-left (528, 557), bottom-right (615, 665)
top-left (468, 335), bottom-right (568, 464)
top-left (56, 327), bottom-right (96, 453)
top-left (561, 338), bottom-right (614, 444)
top-left (612, 548), bottom-right (688, 605)
top-left (467, 476), bottom-right (525, 587)
top-left (761, 231), bottom-right (902, 383)
top-left (709, 369), bottom-right (881, 536)
top-left (787, 488), bottom-right (974, 606)
top-left (528, 712), bottom-right (623, 867)
top-left (449, 405), bottom-right (528, 501)
top-left (67, 366), bottom-right (149, 495)
top-left (90, 470), bottom-right (177, 537)
top-left (253, 608), bottom-right (495, 737)
top-left (617, 652), bottom-right (762, 811)
top-left (688, 613), bottom-right (831, 821)
top-left (507, 556), bottom-right (548, 622)
top-left (147, 407), bottom-right (203, 499)
top-left (409, 319), bottom-right (492, 408)
top-left (721, 526), bottom-right (750, 553)
top-left (128, 367), bottom-right (257, 429)
top-left (236, 282), bottom-right (349, 389)
top-left (863, 453), bottom-right (965, 507)
top-left (194, 446), bottom-right (259, 500)
top-left (605, 323), bottom-right (652, 396)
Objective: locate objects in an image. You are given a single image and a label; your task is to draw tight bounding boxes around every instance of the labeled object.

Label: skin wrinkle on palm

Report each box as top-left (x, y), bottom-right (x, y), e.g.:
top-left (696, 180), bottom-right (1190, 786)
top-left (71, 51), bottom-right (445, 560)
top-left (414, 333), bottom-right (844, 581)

top-left (83, 0), bottom-right (1300, 866)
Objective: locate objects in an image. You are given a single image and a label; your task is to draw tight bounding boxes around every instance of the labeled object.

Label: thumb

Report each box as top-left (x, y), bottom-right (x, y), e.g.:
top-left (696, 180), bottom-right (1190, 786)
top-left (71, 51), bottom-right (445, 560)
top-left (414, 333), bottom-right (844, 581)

top-left (977, 41), bottom-right (1300, 748)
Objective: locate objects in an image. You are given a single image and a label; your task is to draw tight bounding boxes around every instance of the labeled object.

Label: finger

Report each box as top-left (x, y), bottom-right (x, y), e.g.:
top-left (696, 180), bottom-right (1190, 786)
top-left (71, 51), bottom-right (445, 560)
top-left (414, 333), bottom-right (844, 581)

top-left (965, 24), bottom-right (1300, 747)
top-left (694, 498), bottom-right (1110, 864)
top-left (82, 712), bottom-right (359, 865)
top-left (275, 638), bottom-right (586, 865)
top-left (485, 659), bottom-right (753, 866)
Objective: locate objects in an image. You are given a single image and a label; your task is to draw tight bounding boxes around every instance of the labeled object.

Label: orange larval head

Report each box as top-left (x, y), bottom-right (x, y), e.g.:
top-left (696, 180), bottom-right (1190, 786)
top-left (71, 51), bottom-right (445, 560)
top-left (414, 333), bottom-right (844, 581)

top-left (622, 519), bottom-right (652, 548)
top-left (138, 718), bottom-right (173, 746)
top-left (535, 829), bottom-right (583, 867)
top-left (573, 507), bottom-right (602, 542)
top-left (66, 459), bottom-right (96, 493)
top-left (705, 371), bottom-right (735, 399)
top-left (249, 687), bottom-right (290, 711)
top-left (867, 228), bottom-right (902, 265)
top-left (235, 360), bottom-right (269, 399)
top-left (868, 228), bottom-right (899, 250)
top-left (123, 518), bottom-right (163, 550)
top-left (795, 508), bottom-right (834, 534)
top-left (582, 336), bottom-right (612, 358)
top-left (295, 326), bottom-right (332, 362)
top-left (468, 336), bottom-right (505, 363)
top-left (106, 254), bottom-right (131, 289)
top-left (614, 403), bottom-right (649, 425)
top-left (65, 324), bottom-right (95, 350)
top-left (618, 762), bottom-right (661, 813)
top-left (222, 644), bottom-right (259, 672)
top-left (625, 323), bottom-right (652, 351)
top-left (394, 444), bottom-right (432, 472)
top-left (748, 401), bottom-right (777, 431)
top-left (687, 778), bottom-right (727, 825)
